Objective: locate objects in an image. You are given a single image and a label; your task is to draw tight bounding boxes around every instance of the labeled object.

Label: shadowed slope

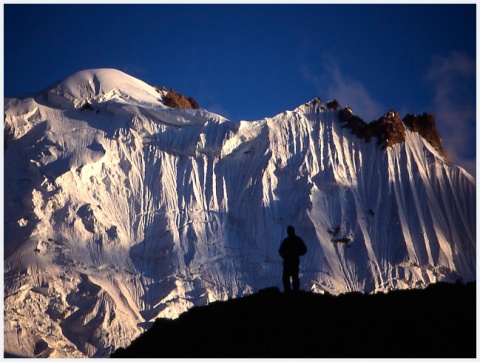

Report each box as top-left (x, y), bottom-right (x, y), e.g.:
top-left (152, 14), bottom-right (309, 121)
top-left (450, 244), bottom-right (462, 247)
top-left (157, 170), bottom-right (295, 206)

top-left (111, 281), bottom-right (475, 358)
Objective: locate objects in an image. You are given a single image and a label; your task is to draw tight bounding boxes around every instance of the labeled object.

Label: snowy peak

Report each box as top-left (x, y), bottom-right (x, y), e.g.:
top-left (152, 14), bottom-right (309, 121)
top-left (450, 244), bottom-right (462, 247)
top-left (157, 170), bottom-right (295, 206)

top-left (44, 68), bottom-right (201, 114)
top-left (45, 68), bottom-right (162, 109)
top-left (25, 68), bottom-right (228, 131)
top-left (37, 68), bottom-right (447, 159)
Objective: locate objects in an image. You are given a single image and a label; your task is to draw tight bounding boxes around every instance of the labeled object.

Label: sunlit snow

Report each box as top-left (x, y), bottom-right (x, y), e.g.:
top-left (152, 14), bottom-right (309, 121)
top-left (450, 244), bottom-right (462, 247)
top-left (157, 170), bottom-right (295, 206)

top-left (4, 69), bottom-right (475, 358)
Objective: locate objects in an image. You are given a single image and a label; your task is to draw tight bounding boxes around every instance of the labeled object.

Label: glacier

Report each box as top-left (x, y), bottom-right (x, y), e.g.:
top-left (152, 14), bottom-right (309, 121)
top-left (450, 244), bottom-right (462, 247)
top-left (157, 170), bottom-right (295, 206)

top-left (3, 68), bottom-right (476, 358)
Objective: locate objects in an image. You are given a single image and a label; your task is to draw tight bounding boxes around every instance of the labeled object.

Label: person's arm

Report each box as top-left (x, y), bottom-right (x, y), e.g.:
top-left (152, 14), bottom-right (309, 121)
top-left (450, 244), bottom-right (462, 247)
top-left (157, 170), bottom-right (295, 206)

top-left (298, 237), bottom-right (307, 256)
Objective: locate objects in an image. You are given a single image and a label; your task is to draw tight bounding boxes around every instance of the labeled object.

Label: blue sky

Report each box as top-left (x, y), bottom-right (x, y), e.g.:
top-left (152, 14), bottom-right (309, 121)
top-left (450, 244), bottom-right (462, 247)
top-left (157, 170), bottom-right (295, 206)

top-left (3, 4), bottom-right (476, 175)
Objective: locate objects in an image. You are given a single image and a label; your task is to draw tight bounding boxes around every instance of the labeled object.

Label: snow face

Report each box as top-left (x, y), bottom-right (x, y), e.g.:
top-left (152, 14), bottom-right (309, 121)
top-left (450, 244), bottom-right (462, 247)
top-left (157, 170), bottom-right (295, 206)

top-left (46, 68), bottom-right (162, 109)
top-left (4, 69), bottom-right (476, 358)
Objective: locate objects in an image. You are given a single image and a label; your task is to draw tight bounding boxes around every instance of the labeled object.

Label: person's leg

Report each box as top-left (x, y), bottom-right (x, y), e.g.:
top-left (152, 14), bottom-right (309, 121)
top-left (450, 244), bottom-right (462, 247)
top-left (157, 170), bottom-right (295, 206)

top-left (292, 264), bottom-right (300, 291)
top-left (282, 267), bottom-right (291, 292)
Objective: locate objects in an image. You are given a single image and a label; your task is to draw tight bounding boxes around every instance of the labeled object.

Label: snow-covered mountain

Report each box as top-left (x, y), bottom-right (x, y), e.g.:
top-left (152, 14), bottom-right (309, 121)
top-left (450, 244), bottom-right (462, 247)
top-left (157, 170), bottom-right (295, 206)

top-left (4, 68), bottom-right (475, 358)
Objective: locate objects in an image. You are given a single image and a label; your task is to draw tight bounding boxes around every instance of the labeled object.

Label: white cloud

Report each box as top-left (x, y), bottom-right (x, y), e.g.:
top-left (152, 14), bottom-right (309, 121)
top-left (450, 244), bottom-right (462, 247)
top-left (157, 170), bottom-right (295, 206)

top-left (425, 51), bottom-right (476, 177)
top-left (302, 57), bottom-right (384, 122)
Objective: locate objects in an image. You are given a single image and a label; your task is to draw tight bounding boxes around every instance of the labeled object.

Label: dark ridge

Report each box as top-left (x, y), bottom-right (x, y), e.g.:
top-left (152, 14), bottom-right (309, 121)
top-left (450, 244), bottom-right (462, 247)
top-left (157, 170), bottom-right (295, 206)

top-left (111, 281), bottom-right (475, 358)
top-left (339, 108), bottom-right (406, 150)
top-left (304, 97), bottom-right (322, 108)
top-left (338, 107), bottom-right (368, 137)
top-left (403, 113), bottom-right (448, 160)
top-left (152, 85), bottom-right (200, 109)
top-left (337, 105), bottom-right (448, 157)
top-left (326, 99), bottom-right (341, 110)
top-left (369, 110), bottom-right (406, 149)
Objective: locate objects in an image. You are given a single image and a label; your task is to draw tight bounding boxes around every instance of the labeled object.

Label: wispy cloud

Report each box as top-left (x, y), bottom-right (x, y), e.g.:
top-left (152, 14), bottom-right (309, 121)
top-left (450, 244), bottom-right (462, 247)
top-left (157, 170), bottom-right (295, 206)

top-left (425, 51), bottom-right (476, 176)
top-left (204, 101), bottom-right (233, 121)
top-left (194, 78), bottom-right (234, 121)
top-left (302, 56), bottom-right (384, 122)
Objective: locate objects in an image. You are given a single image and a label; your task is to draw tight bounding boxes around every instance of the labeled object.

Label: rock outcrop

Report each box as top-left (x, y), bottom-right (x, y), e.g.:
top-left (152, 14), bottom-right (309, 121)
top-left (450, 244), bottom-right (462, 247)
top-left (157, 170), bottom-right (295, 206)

top-left (339, 105), bottom-right (445, 155)
top-left (153, 85), bottom-right (200, 109)
top-left (339, 107), bottom-right (406, 150)
top-left (403, 113), bottom-right (448, 160)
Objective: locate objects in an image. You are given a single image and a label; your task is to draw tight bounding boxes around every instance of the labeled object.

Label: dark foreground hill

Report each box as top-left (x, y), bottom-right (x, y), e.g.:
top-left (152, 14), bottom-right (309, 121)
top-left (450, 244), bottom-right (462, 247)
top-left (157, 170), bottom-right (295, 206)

top-left (111, 281), bottom-right (476, 358)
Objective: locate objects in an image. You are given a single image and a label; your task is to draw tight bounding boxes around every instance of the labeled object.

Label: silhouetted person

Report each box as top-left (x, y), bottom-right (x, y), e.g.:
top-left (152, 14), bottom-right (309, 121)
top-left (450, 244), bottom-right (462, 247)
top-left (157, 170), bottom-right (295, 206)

top-left (279, 225), bottom-right (307, 292)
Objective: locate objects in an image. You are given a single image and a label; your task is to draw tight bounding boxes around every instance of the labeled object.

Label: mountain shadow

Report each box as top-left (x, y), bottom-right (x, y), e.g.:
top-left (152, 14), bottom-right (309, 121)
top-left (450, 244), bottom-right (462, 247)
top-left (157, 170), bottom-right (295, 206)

top-left (111, 281), bottom-right (475, 358)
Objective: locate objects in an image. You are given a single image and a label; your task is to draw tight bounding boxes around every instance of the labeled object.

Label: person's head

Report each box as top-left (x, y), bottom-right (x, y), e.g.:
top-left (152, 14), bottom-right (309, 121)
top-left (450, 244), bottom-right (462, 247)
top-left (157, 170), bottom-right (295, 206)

top-left (287, 225), bottom-right (295, 236)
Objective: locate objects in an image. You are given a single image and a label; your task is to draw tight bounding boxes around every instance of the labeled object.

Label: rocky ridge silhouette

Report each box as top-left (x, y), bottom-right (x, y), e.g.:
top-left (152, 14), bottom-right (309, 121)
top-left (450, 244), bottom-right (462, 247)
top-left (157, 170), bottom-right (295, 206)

top-left (111, 281), bottom-right (475, 358)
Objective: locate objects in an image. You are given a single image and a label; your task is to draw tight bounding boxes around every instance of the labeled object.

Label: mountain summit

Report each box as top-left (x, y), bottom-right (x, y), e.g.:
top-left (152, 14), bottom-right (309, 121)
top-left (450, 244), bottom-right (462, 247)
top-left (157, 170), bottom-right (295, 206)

top-left (4, 69), bottom-right (475, 358)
